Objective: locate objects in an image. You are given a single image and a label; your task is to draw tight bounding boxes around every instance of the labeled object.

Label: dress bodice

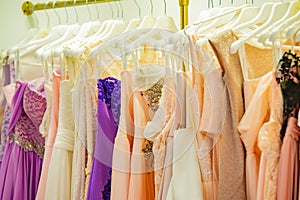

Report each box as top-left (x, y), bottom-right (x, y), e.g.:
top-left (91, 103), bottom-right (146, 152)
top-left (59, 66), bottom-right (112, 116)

top-left (9, 78), bottom-right (46, 158)
top-left (53, 80), bottom-right (74, 151)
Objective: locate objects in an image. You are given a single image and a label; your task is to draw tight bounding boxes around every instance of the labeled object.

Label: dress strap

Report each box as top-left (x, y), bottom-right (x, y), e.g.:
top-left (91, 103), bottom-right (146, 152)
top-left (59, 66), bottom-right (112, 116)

top-left (238, 44), bottom-right (249, 81)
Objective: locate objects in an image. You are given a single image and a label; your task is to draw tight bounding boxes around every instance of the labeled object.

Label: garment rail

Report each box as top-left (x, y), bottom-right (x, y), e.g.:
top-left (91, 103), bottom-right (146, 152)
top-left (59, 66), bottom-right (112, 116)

top-left (21, 0), bottom-right (190, 29)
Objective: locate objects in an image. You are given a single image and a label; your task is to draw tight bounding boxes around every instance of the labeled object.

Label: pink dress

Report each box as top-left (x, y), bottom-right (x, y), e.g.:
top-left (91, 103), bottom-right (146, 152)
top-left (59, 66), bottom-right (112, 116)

top-left (277, 117), bottom-right (300, 200)
top-left (111, 66), bottom-right (174, 200)
top-left (36, 72), bottom-right (61, 200)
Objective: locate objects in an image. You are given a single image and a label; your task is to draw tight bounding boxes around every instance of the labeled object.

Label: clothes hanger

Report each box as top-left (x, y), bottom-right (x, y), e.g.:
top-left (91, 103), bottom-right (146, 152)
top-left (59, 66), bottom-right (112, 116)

top-left (184, 4), bottom-right (249, 36)
top-left (232, 2), bottom-right (274, 35)
top-left (35, 1), bottom-right (81, 60)
top-left (231, 2), bottom-right (290, 54)
top-left (138, 0), bottom-right (157, 29)
top-left (52, 0), bottom-right (101, 58)
top-left (124, 0), bottom-right (141, 32)
top-left (126, 0), bottom-right (178, 51)
top-left (222, 6), bottom-right (260, 31)
top-left (16, 2), bottom-right (69, 59)
top-left (195, 7), bottom-right (237, 35)
top-left (99, 2), bottom-right (128, 41)
top-left (269, 11), bottom-right (300, 42)
top-left (258, 1), bottom-right (300, 44)
top-left (153, 0), bottom-right (178, 31)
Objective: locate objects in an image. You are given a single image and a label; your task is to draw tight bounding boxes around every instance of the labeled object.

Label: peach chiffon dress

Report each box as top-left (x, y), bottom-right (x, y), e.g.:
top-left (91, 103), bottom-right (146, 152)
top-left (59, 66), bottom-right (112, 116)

top-left (36, 72), bottom-right (62, 200)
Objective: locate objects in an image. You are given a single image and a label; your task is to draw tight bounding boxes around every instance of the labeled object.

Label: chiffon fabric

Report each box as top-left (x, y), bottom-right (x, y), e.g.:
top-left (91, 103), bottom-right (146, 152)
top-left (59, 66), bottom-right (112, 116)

top-left (0, 78), bottom-right (46, 200)
top-left (45, 80), bottom-right (74, 200)
top-left (87, 77), bottom-right (121, 200)
top-left (237, 42), bottom-right (273, 200)
top-left (165, 72), bottom-right (204, 200)
top-left (111, 66), bottom-right (171, 200)
top-left (277, 117), bottom-right (300, 200)
top-left (36, 72), bottom-right (62, 200)
top-left (71, 64), bottom-right (97, 200)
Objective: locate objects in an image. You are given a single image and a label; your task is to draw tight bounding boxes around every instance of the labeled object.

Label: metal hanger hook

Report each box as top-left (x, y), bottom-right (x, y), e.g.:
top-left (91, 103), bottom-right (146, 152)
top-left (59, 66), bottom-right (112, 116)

top-left (150, 0), bottom-right (153, 15)
top-left (44, 2), bottom-right (50, 28)
top-left (64, 0), bottom-right (69, 24)
top-left (163, 0), bottom-right (166, 15)
top-left (53, 1), bottom-right (62, 25)
top-left (86, 0), bottom-right (92, 21)
top-left (73, 0), bottom-right (79, 23)
top-left (94, 0), bottom-right (100, 20)
top-left (133, 0), bottom-right (141, 18)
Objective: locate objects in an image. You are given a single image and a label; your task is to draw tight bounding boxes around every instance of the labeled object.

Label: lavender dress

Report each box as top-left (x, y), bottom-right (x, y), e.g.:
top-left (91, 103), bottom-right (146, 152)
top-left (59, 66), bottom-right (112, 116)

top-left (0, 63), bottom-right (13, 165)
top-left (0, 78), bottom-right (46, 200)
top-left (87, 77), bottom-right (121, 200)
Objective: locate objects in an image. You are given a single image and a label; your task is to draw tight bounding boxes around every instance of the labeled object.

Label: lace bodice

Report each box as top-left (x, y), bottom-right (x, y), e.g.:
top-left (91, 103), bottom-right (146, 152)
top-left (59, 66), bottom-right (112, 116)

top-left (98, 77), bottom-right (121, 125)
top-left (9, 78), bottom-right (46, 158)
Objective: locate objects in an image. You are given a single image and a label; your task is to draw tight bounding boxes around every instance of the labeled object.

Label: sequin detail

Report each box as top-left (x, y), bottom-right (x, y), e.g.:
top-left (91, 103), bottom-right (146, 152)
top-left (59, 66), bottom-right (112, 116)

top-left (140, 77), bottom-right (165, 112)
top-left (142, 139), bottom-right (154, 173)
top-left (9, 79), bottom-right (46, 158)
top-left (141, 78), bottom-right (165, 172)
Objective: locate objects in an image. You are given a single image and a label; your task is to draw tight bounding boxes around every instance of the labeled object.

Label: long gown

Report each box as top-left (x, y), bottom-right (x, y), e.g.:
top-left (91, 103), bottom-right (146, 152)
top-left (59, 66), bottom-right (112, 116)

top-left (208, 30), bottom-right (246, 200)
top-left (36, 72), bottom-right (61, 200)
top-left (0, 78), bottom-right (46, 200)
top-left (111, 66), bottom-right (172, 200)
top-left (87, 77), bottom-right (121, 200)
top-left (45, 80), bottom-right (74, 200)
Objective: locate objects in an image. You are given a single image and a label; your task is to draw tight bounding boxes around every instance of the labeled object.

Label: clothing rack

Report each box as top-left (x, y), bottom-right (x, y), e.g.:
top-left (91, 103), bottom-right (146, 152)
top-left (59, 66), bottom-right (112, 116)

top-left (21, 0), bottom-right (190, 29)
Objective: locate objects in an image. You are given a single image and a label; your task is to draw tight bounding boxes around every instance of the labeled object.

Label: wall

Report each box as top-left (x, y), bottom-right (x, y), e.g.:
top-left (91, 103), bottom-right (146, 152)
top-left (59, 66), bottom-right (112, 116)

top-left (0, 0), bottom-right (283, 50)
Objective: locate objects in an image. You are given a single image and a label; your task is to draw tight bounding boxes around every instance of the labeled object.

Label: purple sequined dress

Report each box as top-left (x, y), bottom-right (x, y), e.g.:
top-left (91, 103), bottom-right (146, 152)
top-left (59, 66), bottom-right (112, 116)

top-left (87, 77), bottom-right (121, 200)
top-left (0, 78), bottom-right (46, 200)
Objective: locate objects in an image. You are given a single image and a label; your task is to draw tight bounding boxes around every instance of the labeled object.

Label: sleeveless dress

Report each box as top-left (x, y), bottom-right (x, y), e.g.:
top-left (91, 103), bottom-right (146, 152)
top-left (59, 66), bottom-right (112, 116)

top-left (237, 42), bottom-right (273, 200)
top-left (87, 77), bottom-right (121, 200)
top-left (45, 80), bottom-right (75, 200)
top-left (111, 66), bottom-right (172, 200)
top-left (165, 72), bottom-right (204, 200)
top-left (0, 78), bottom-right (46, 200)
top-left (71, 64), bottom-right (98, 200)
top-left (36, 72), bottom-right (62, 200)
top-left (208, 30), bottom-right (246, 200)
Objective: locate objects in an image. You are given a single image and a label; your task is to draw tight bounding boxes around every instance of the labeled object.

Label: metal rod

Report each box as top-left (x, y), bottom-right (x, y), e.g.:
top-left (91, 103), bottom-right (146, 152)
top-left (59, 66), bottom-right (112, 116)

top-left (22, 0), bottom-right (120, 16)
top-left (178, 0), bottom-right (189, 29)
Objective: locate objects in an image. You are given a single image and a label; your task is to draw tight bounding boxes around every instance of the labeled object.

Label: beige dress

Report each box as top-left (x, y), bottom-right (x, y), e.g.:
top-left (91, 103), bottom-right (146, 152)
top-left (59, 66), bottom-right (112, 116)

top-left (208, 29), bottom-right (246, 200)
top-left (237, 42), bottom-right (273, 200)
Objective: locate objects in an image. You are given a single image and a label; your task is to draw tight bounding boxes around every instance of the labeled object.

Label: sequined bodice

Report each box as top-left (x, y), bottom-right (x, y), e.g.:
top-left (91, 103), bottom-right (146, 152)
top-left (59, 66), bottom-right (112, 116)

top-left (10, 78), bottom-right (46, 158)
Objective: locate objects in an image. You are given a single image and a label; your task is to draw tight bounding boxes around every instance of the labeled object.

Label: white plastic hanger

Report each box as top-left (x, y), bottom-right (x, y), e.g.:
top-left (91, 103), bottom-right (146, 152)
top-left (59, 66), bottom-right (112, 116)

top-left (232, 2), bottom-right (274, 34)
top-left (223, 6), bottom-right (260, 30)
top-left (258, 1), bottom-right (300, 44)
top-left (97, 2), bottom-right (128, 41)
top-left (195, 7), bottom-right (236, 34)
top-left (52, 0), bottom-right (101, 57)
top-left (138, 0), bottom-right (157, 29)
top-left (269, 11), bottom-right (300, 42)
top-left (35, 1), bottom-right (81, 60)
top-left (184, 4), bottom-right (249, 36)
top-left (231, 2), bottom-right (290, 54)
top-left (124, 0), bottom-right (141, 32)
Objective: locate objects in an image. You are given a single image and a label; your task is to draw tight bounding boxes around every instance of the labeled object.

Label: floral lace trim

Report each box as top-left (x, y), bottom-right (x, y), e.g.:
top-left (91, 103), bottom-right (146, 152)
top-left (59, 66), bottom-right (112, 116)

top-left (98, 77), bottom-right (121, 125)
top-left (9, 134), bottom-right (45, 158)
top-left (101, 170), bottom-right (112, 200)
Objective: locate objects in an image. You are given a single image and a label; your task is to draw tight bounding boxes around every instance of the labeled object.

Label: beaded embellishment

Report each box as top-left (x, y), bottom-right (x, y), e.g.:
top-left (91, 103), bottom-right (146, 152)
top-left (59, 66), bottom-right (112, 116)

top-left (140, 77), bottom-right (165, 112)
top-left (141, 77), bottom-right (165, 173)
